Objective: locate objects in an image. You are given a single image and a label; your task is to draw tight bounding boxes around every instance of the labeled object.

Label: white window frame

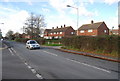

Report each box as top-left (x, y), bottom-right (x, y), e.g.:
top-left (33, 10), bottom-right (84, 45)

top-left (59, 36), bottom-right (62, 39)
top-left (104, 30), bottom-right (107, 33)
top-left (80, 30), bottom-right (84, 33)
top-left (71, 32), bottom-right (74, 34)
top-left (55, 36), bottom-right (58, 39)
top-left (88, 29), bottom-right (93, 32)
top-left (60, 32), bottom-right (62, 34)
top-left (54, 32), bottom-right (56, 34)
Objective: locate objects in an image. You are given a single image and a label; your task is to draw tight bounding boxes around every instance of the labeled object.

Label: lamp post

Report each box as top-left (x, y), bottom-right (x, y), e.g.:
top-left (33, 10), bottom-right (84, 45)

top-left (67, 5), bottom-right (79, 35)
top-left (112, 26), bottom-right (114, 35)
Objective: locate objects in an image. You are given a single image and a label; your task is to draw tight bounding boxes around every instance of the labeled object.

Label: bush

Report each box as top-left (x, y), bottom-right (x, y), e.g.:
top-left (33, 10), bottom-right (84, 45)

top-left (62, 35), bottom-right (119, 55)
top-left (15, 38), bottom-right (45, 45)
top-left (15, 38), bottom-right (30, 43)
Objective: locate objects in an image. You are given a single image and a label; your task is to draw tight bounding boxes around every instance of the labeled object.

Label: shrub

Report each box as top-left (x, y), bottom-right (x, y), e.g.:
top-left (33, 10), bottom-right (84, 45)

top-left (62, 35), bottom-right (119, 55)
top-left (15, 38), bottom-right (30, 43)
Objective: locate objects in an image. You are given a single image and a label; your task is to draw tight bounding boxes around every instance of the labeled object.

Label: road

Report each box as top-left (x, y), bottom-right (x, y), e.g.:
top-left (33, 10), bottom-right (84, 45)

top-left (1, 40), bottom-right (119, 80)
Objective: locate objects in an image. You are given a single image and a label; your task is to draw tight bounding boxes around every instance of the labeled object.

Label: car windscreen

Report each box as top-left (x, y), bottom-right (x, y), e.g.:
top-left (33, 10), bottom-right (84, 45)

top-left (30, 41), bottom-right (37, 44)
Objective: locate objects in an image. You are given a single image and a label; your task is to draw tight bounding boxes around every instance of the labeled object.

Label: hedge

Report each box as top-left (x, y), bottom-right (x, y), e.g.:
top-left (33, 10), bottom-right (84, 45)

top-left (62, 35), bottom-right (119, 55)
top-left (14, 38), bottom-right (45, 45)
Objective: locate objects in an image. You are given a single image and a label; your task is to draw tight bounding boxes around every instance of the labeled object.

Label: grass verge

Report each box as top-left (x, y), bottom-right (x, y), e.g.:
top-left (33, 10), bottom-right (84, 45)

top-left (61, 46), bottom-right (118, 58)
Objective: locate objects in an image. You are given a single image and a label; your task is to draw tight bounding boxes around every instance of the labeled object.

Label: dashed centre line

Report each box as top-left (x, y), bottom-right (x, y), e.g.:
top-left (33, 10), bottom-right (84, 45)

top-left (7, 47), bottom-right (44, 79)
top-left (42, 50), bottom-right (111, 73)
top-left (43, 51), bottom-right (58, 56)
top-left (66, 58), bottom-right (111, 73)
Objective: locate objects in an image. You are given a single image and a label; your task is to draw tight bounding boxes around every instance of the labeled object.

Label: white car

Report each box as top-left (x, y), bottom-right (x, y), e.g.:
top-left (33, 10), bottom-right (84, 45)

top-left (26, 40), bottom-right (40, 50)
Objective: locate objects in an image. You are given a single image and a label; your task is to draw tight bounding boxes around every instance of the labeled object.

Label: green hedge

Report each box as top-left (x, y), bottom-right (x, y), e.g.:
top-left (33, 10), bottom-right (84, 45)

top-left (15, 38), bottom-right (30, 43)
top-left (15, 38), bottom-right (45, 45)
top-left (45, 39), bottom-right (62, 43)
top-left (62, 35), bottom-right (118, 55)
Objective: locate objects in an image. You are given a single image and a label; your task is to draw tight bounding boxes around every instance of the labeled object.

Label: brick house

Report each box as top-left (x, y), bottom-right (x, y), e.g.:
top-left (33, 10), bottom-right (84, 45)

top-left (22, 33), bottom-right (31, 39)
top-left (44, 29), bottom-right (52, 39)
top-left (44, 25), bottom-right (75, 39)
top-left (77, 21), bottom-right (109, 36)
top-left (109, 29), bottom-right (119, 35)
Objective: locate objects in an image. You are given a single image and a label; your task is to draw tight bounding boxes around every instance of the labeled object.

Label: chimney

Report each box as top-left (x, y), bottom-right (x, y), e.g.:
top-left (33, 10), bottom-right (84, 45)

top-left (64, 24), bottom-right (66, 27)
top-left (52, 27), bottom-right (54, 29)
top-left (91, 20), bottom-right (94, 24)
top-left (61, 25), bottom-right (63, 28)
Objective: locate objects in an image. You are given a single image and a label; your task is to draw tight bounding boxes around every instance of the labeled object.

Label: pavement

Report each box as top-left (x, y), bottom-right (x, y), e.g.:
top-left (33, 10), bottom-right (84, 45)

top-left (43, 46), bottom-right (120, 63)
top-left (1, 40), bottom-right (120, 80)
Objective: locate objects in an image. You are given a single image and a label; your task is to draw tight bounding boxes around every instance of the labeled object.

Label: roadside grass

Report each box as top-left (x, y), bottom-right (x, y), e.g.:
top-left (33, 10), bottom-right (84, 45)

top-left (61, 46), bottom-right (118, 58)
top-left (44, 43), bottom-right (62, 46)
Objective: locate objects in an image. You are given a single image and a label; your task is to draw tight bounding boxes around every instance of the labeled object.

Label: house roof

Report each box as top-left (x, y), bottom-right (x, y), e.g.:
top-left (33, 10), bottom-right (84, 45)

top-left (78, 22), bottom-right (104, 30)
top-left (49, 26), bottom-right (73, 33)
top-left (44, 29), bottom-right (52, 33)
top-left (111, 29), bottom-right (119, 33)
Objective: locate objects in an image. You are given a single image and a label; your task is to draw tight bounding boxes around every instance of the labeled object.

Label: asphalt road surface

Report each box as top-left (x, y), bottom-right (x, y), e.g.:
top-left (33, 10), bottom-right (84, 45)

top-left (1, 40), bottom-right (119, 80)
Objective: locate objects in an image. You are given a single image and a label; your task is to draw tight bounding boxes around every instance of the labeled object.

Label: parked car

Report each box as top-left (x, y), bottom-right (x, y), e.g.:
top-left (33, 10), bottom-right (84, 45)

top-left (26, 40), bottom-right (40, 50)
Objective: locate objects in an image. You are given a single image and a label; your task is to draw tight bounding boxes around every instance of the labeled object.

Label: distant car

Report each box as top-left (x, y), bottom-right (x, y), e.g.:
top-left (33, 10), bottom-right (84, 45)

top-left (26, 40), bottom-right (40, 50)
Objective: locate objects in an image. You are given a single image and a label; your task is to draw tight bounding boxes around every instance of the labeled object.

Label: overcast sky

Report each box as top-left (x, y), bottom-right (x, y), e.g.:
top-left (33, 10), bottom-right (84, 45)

top-left (0, 0), bottom-right (119, 36)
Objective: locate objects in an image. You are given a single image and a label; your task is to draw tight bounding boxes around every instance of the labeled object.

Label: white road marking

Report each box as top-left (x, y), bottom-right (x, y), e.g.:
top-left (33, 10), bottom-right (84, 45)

top-left (66, 58), bottom-right (111, 73)
top-left (8, 48), bottom-right (14, 56)
top-left (25, 62), bottom-right (28, 65)
top-left (31, 68), bottom-right (36, 74)
top-left (42, 50), bottom-right (110, 73)
top-left (7, 46), bottom-right (44, 79)
top-left (43, 51), bottom-right (58, 56)
top-left (36, 74), bottom-right (43, 79)
top-left (27, 66), bottom-right (32, 69)
top-left (11, 47), bottom-right (17, 53)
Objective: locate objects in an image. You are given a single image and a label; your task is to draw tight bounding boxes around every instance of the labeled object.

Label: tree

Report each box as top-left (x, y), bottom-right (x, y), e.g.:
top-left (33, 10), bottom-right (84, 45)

top-left (24, 13), bottom-right (46, 38)
top-left (6, 30), bottom-right (14, 40)
top-left (0, 29), bottom-right (2, 39)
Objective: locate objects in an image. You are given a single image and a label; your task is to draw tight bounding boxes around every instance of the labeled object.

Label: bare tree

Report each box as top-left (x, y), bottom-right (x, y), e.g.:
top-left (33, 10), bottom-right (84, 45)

top-left (24, 13), bottom-right (46, 38)
top-left (6, 30), bottom-right (14, 40)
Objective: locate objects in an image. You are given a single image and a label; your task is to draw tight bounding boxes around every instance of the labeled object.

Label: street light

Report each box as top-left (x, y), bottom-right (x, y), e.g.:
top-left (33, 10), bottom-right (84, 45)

top-left (112, 26), bottom-right (114, 35)
top-left (67, 5), bottom-right (79, 35)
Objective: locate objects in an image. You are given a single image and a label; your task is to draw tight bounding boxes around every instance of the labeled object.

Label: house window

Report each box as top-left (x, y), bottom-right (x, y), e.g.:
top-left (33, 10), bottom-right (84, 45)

top-left (49, 37), bottom-right (52, 39)
top-left (54, 32), bottom-right (56, 34)
top-left (59, 36), bottom-right (62, 39)
top-left (60, 32), bottom-right (62, 34)
top-left (88, 29), bottom-right (93, 32)
top-left (104, 30), bottom-right (107, 33)
top-left (55, 36), bottom-right (58, 39)
top-left (71, 32), bottom-right (74, 34)
top-left (80, 30), bottom-right (84, 33)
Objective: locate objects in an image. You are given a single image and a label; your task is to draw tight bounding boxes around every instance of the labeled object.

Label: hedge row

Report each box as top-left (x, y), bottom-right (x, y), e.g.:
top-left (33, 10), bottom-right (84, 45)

top-left (62, 35), bottom-right (119, 54)
top-left (15, 38), bottom-right (30, 43)
top-left (15, 38), bottom-right (45, 45)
